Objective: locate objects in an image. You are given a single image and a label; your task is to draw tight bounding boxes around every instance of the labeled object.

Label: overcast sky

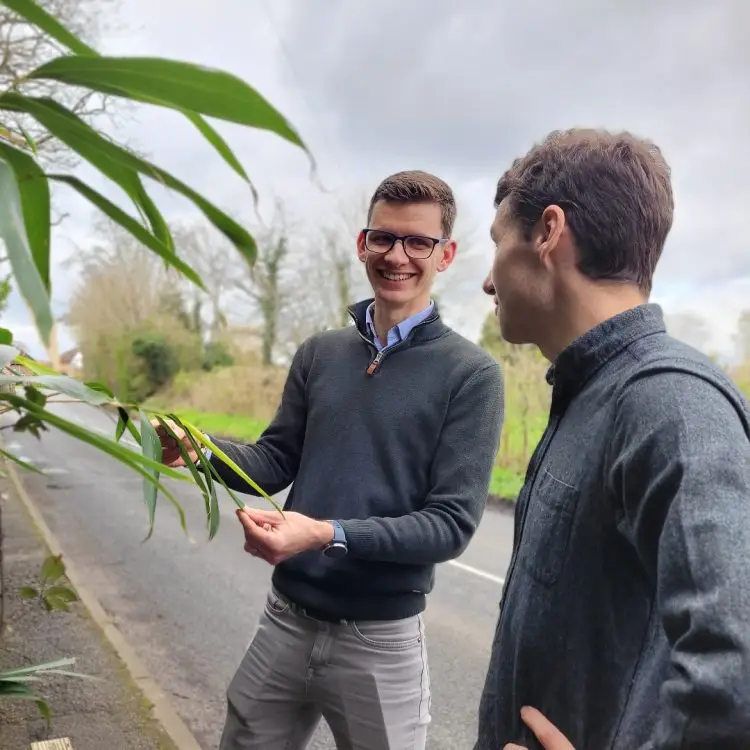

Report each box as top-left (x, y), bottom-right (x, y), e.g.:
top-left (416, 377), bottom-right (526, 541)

top-left (5, 0), bottom-right (750, 359)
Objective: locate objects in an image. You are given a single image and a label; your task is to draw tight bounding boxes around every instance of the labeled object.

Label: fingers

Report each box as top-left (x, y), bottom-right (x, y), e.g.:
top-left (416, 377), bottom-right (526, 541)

top-left (521, 707), bottom-right (574, 750)
top-left (242, 507), bottom-right (284, 527)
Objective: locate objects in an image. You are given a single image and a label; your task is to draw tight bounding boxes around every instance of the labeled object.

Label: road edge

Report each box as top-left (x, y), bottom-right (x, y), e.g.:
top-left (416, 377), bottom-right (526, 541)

top-left (7, 462), bottom-right (203, 750)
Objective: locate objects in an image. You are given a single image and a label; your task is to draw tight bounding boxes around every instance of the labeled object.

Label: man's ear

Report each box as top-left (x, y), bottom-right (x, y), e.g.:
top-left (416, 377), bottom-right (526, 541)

top-left (536, 205), bottom-right (566, 268)
top-left (437, 239), bottom-right (457, 272)
top-left (356, 230), bottom-right (367, 263)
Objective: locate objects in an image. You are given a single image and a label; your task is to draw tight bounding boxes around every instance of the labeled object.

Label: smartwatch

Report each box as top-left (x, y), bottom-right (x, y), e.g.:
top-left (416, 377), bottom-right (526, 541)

top-left (322, 520), bottom-right (348, 558)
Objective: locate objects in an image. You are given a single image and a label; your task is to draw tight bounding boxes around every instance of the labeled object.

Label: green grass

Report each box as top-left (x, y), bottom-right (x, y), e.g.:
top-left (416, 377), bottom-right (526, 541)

top-left (163, 409), bottom-right (268, 443)
top-left (169, 408), bottom-right (524, 502)
top-left (489, 466), bottom-right (524, 500)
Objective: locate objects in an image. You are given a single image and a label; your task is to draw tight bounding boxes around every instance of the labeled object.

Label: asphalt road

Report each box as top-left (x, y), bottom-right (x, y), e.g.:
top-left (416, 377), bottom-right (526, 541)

top-left (2, 402), bottom-right (515, 750)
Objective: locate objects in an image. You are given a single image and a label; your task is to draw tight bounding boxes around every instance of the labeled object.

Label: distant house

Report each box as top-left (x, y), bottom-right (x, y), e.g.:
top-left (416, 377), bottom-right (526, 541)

top-left (59, 347), bottom-right (83, 375)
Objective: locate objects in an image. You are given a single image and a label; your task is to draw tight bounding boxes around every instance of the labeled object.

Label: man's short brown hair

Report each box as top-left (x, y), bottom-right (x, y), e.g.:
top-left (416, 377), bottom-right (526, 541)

top-left (368, 170), bottom-right (457, 237)
top-left (495, 128), bottom-right (674, 294)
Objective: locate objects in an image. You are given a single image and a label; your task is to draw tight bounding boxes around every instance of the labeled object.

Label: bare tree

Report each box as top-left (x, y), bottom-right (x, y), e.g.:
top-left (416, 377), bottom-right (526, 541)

top-left (172, 221), bottom-right (238, 340)
top-left (233, 202), bottom-right (292, 366)
top-left (0, 0), bottom-right (121, 170)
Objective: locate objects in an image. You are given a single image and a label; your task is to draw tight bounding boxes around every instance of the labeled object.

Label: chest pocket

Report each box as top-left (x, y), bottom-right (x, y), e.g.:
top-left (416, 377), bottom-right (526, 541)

top-left (519, 467), bottom-right (579, 587)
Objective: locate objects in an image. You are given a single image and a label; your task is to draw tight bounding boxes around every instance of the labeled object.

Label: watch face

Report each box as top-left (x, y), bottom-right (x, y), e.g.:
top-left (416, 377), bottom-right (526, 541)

top-left (324, 542), bottom-right (347, 558)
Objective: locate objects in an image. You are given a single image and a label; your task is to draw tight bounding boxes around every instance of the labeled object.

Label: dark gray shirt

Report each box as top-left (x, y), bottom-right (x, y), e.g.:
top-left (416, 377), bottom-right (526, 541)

top-left (476, 304), bottom-right (750, 749)
top-left (211, 299), bottom-right (504, 621)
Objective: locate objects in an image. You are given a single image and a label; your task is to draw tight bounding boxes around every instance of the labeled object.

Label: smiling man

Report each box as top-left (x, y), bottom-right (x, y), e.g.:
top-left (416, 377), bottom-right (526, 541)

top-left (157, 170), bottom-right (503, 750)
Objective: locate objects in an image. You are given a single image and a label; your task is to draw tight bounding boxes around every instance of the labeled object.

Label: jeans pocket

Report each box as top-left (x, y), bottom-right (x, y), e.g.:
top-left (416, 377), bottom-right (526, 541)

top-left (265, 588), bottom-right (291, 616)
top-left (349, 615), bottom-right (422, 651)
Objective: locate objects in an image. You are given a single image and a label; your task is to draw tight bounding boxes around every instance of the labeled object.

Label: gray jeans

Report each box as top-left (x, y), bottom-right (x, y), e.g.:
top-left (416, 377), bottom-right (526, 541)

top-left (219, 587), bottom-right (431, 750)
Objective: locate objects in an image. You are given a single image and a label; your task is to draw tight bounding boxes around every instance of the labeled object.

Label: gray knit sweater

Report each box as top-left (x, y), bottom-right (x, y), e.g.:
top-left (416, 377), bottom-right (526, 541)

top-left (210, 299), bottom-right (504, 620)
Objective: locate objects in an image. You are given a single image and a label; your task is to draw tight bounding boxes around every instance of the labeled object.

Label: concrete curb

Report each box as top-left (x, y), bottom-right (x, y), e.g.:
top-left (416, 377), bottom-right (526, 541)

top-left (6, 462), bottom-right (203, 750)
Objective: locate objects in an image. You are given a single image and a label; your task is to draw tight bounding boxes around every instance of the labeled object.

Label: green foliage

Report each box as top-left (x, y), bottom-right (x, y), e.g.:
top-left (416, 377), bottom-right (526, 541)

top-left (202, 340), bottom-right (234, 371)
top-left (131, 332), bottom-right (180, 399)
top-left (17, 554), bottom-right (79, 613)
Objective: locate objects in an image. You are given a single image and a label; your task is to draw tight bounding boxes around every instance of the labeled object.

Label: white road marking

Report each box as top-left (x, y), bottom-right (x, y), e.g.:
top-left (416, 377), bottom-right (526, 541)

top-left (43, 467), bottom-right (69, 475)
top-left (447, 559), bottom-right (505, 586)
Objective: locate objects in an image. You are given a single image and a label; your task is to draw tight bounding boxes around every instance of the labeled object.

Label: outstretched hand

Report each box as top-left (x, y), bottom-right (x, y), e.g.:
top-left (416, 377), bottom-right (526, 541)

top-left (149, 417), bottom-right (199, 467)
top-left (504, 707), bottom-right (575, 750)
top-left (236, 507), bottom-right (334, 565)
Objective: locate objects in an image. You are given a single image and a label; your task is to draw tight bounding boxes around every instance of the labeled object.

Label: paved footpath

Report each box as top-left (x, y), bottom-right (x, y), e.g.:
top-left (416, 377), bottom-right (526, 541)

top-left (0, 478), bottom-right (178, 750)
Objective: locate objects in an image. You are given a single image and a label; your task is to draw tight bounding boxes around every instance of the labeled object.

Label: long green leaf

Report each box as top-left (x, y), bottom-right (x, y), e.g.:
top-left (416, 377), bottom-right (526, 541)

top-left (171, 415), bottom-right (223, 538)
top-left (48, 174), bottom-right (203, 288)
top-left (0, 94), bottom-right (173, 250)
top-left (0, 657), bottom-right (77, 679)
top-left (156, 416), bottom-right (217, 538)
top-left (0, 95), bottom-right (256, 264)
top-left (183, 111), bottom-right (258, 206)
top-left (0, 392), bottom-right (188, 481)
top-left (182, 420), bottom-right (283, 513)
top-left (1, 0), bottom-right (96, 56)
top-left (0, 159), bottom-right (53, 344)
top-left (0, 374), bottom-right (113, 405)
top-left (0, 141), bottom-right (50, 290)
top-left (139, 410), bottom-right (161, 539)
top-left (13, 354), bottom-right (57, 374)
top-left (0, 447), bottom-right (44, 474)
top-left (29, 56), bottom-right (306, 152)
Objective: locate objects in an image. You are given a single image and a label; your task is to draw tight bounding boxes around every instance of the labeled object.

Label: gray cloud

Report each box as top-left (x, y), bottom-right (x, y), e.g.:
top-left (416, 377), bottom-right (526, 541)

top-left (7, 0), bottom-right (750, 359)
top-left (279, 0), bottom-right (750, 287)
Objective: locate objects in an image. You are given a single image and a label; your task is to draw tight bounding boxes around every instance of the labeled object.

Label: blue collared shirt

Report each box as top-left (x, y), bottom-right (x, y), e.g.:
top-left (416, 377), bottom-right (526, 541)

top-left (365, 300), bottom-right (435, 352)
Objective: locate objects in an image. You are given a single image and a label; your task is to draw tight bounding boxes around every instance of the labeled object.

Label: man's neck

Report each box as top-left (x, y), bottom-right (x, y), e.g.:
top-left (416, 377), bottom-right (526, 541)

top-left (538, 283), bottom-right (647, 362)
top-left (372, 297), bottom-right (432, 347)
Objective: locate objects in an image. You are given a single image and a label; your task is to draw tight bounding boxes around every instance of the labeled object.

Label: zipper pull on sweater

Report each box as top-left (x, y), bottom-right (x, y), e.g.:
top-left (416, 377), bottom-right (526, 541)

top-left (367, 350), bottom-right (384, 375)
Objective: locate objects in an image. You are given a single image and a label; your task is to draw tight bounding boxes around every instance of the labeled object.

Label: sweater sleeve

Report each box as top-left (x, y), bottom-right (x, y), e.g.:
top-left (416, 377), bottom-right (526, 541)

top-left (608, 371), bottom-right (750, 749)
top-left (338, 361), bottom-right (504, 563)
top-left (208, 340), bottom-right (309, 496)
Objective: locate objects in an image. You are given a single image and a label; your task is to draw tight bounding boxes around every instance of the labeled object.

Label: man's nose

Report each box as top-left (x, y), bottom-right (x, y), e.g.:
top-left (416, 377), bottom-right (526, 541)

top-left (482, 273), bottom-right (495, 296)
top-left (384, 239), bottom-right (409, 263)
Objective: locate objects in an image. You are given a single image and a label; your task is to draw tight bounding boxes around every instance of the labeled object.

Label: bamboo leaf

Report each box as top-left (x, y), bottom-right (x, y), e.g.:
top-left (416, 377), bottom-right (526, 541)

top-left (156, 416), bottom-right (215, 537)
top-left (183, 111), bottom-right (259, 210)
top-left (0, 374), bottom-right (113, 405)
top-left (139, 409), bottom-right (161, 539)
top-left (182, 420), bottom-right (283, 513)
top-left (29, 56), bottom-right (307, 153)
top-left (18, 586), bottom-right (38, 599)
top-left (0, 328), bottom-right (12, 345)
top-left (0, 447), bottom-right (44, 474)
top-left (0, 95), bottom-right (256, 264)
top-left (13, 354), bottom-right (57, 375)
top-left (171, 415), bottom-right (222, 538)
top-left (0, 391), bottom-right (189, 482)
top-left (0, 158), bottom-right (53, 345)
top-left (2, 0), bottom-right (96, 56)
top-left (0, 140), bottom-right (50, 290)
top-left (49, 173), bottom-right (203, 287)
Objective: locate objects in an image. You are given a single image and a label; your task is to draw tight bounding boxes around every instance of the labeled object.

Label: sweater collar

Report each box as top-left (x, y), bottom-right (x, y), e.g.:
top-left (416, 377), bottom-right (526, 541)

top-left (348, 297), bottom-right (446, 343)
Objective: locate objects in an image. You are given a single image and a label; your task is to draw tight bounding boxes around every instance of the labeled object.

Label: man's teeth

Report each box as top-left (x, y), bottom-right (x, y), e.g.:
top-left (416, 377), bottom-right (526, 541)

top-left (380, 271), bottom-right (413, 281)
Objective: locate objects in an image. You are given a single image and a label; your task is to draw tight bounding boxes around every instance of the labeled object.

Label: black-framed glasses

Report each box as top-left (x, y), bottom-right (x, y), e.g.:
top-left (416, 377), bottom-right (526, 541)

top-left (362, 228), bottom-right (448, 260)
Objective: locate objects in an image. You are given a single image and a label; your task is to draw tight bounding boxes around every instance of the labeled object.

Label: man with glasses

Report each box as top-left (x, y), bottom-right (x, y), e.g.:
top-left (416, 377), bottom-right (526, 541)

top-left (157, 170), bottom-right (504, 749)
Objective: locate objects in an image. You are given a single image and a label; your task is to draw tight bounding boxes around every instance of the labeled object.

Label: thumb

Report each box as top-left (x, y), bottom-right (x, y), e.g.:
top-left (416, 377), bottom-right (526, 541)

top-left (520, 707), bottom-right (574, 750)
